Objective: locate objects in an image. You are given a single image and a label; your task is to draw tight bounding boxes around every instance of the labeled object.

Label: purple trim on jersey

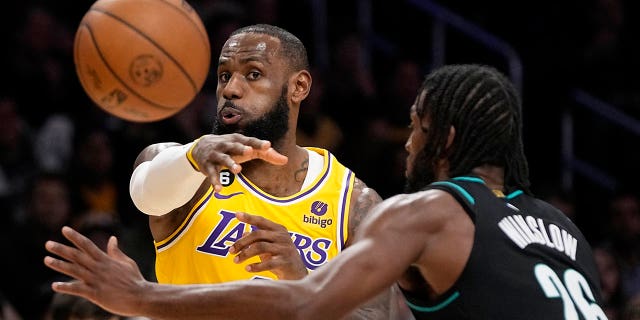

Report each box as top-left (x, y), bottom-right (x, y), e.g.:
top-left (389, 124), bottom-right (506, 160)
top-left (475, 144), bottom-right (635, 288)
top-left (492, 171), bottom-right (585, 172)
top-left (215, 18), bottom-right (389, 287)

top-left (237, 152), bottom-right (333, 203)
top-left (157, 188), bottom-right (214, 251)
top-left (339, 170), bottom-right (353, 250)
top-left (213, 191), bottom-right (244, 199)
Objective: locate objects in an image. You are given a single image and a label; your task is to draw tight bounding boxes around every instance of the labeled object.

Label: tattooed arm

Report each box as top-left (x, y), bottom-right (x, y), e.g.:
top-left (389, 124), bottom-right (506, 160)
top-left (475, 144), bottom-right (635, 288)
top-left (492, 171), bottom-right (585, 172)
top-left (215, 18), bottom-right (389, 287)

top-left (341, 178), bottom-right (398, 320)
top-left (346, 177), bottom-right (383, 247)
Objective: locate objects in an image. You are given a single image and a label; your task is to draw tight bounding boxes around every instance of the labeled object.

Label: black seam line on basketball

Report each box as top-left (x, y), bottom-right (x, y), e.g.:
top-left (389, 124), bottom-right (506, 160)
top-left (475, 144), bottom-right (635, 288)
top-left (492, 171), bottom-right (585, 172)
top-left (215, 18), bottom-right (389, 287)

top-left (74, 26), bottom-right (91, 97)
top-left (89, 7), bottom-right (199, 95)
top-left (82, 22), bottom-right (176, 111)
top-left (157, 0), bottom-right (210, 51)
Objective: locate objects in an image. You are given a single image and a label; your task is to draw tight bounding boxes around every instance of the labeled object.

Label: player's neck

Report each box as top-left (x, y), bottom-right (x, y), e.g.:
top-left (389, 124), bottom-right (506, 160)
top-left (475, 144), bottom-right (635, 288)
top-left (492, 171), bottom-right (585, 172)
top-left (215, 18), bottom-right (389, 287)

top-left (470, 165), bottom-right (505, 192)
top-left (241, 145), bottom-right (309, 197)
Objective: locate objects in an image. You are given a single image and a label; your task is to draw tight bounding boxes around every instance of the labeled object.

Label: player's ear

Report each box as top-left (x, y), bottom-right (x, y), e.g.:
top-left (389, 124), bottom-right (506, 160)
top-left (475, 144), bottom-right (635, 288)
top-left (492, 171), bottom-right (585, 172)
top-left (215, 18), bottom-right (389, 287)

top-left (290, 70), bottom-right (311, 104)
top-left (446, 126), bottom-right (456, 149)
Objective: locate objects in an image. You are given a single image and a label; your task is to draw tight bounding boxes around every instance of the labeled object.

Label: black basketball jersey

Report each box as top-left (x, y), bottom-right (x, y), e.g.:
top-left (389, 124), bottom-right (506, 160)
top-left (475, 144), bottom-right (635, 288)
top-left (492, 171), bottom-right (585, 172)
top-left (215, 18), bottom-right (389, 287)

top-left (401, 176), bottom-right (608, 320)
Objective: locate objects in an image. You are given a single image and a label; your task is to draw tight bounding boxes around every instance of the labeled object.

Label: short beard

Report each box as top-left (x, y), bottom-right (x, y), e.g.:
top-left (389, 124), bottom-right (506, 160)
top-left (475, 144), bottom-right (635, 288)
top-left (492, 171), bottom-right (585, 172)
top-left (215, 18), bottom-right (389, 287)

top-left (404, 148), bottom-right (437, 193)
top-left (213, 86), bottom-right (289, 145)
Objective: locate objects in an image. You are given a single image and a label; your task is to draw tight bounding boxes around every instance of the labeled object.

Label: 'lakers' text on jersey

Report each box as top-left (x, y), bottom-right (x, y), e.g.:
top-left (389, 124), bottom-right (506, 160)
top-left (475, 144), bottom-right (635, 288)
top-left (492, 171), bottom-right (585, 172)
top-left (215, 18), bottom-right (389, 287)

top-left (154, 147), bottom-right (355, 284)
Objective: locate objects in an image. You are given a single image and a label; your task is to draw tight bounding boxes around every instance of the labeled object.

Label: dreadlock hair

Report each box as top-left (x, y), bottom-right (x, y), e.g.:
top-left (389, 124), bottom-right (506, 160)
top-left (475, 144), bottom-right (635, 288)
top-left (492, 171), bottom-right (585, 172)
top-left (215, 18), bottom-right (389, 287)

top-left (416, 64), bottom-right (531, 194)
top-left (230, 24), bottom-right (309, 72)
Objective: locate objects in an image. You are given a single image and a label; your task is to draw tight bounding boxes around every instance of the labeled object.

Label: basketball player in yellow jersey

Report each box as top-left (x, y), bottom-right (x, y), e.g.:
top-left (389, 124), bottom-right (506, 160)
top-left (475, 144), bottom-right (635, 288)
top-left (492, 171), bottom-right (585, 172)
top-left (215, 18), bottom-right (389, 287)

top-left (154, 146), bottom-right (356, 283)
top-left (128, 24), bottom-right (403, 318)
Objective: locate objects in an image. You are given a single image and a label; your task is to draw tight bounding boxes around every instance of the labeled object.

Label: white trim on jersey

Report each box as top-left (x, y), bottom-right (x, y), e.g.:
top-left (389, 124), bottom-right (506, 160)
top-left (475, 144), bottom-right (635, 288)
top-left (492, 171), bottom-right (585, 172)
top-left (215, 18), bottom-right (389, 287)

top-left (302, 149), bottom-right (323, 189)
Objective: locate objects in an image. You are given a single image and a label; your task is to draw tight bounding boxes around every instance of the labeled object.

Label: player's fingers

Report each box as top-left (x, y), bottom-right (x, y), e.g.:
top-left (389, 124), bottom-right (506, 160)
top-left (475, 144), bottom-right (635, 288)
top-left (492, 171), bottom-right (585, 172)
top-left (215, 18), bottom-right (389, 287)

top-left (106, 236), bottom-right (132, 264)
top-left (233, 147), bottom-right (287, 166)
top-left (229, 229), bottom-right (269, 255)
top-left (245, 256), bottom-right (286, 273)
top-left (255, 147), bottom-right (288, 165)
top-left (44, 254), bottom-right (94, 285)
top-left (202, 162), bottom-right (218, 182)
top-left (61, 226), bottom-right (107, 260)
top-left (45, 237), bottom-right (100, 276)
top-left (50, 279), bottom-right (93, 301)
top-left (212, 135), bottom-right (270, 160)
top-left (228, 134), bottom-right (272, 151)
top-left (235, 212), bottom-right (287, 231)
top-left (246, 258), bottom-right (308, 280)
top-left (201, 164), bottom-right (231, 191)
top-left (44, 240), bottom-right (77, 263)
top-left (202, 155), bottom-right (240, 176)
top-left (233, 241), bottom-right (276, 264)
top-left (229, 213), bottom-right (290, 254)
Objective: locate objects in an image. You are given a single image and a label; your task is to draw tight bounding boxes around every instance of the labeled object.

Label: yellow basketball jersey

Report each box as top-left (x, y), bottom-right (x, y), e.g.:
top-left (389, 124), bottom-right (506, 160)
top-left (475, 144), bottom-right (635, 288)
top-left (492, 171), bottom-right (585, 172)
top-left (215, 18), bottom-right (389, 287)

top-left (154, 147), bottom-right (355, 284)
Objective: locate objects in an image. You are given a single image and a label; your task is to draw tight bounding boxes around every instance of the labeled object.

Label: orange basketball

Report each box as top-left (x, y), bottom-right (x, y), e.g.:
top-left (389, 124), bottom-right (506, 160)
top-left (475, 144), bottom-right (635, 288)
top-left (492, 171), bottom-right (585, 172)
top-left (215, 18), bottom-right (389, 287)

top-left (74, 0), bottom-right (210, 122)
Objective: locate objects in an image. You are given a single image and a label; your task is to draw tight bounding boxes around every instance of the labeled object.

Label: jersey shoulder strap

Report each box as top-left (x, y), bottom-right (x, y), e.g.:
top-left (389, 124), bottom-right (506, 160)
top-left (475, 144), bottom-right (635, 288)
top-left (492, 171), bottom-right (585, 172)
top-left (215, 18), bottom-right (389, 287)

top-left (423, 176), bottom-right (488, 223)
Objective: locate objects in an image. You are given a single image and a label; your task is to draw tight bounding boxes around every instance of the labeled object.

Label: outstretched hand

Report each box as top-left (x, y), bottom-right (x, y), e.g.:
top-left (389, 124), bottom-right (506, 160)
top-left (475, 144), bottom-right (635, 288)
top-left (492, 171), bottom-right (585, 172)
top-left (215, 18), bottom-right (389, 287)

top-left (44, 226), bottom-right (147, 318)
top-left (191, 134), bottom-right (288, 191)
top-left (230, 212), bottom-right (308, 280)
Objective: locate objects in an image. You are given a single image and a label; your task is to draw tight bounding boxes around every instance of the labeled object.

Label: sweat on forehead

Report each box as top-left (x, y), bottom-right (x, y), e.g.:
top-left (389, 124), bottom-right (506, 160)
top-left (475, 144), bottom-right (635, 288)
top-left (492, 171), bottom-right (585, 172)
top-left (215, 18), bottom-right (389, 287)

top-left (223, 33), bottom-right (281, 56)
top-left (229, 25), bottom-right (309, 70)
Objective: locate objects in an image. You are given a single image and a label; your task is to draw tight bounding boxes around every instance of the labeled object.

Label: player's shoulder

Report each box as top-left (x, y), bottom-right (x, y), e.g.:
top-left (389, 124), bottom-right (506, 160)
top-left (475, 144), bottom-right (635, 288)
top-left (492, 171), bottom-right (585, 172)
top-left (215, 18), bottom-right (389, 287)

top-left (144, 142), bottom-right (184, 155)
top-left (351, 176), bottom-right (383, 206)
top-left (134, 141), bottom-right (184, 167)
top-left (356, 189), bottom-right (462, 238)
top-left (343, 176), bottom-right (383, 241)
top-left (378, 188), bottom-right (454, 212)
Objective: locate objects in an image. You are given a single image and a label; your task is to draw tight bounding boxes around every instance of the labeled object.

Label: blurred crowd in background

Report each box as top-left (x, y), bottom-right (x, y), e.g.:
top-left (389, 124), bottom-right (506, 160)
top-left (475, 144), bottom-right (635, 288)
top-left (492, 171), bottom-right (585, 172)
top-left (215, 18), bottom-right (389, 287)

top-left (0, 0), bottom-right (639, 319)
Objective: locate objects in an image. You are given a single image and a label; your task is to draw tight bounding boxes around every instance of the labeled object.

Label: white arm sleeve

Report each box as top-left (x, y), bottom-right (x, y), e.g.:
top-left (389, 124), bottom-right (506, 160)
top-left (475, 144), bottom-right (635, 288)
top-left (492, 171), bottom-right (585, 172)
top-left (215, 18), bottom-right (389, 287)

top-left (129, 143), bottom-right (207, 216)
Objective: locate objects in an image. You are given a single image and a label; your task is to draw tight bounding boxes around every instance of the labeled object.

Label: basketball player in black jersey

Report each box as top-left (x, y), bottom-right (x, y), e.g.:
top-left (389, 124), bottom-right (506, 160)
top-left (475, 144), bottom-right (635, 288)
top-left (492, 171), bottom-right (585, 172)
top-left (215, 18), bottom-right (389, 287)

top-left (45, 64), bottom-right (607, 319)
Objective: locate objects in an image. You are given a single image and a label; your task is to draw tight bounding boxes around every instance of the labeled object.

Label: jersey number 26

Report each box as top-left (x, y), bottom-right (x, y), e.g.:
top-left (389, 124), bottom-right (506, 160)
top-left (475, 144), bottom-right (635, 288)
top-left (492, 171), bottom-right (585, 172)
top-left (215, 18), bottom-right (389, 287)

top-left (535, 263), bottom-right (607, 320)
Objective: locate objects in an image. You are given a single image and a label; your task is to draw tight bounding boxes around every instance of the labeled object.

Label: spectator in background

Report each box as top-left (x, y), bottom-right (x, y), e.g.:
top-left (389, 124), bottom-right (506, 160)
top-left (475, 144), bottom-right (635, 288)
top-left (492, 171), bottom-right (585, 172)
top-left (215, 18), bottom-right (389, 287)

top-left (33, 113), bottom-right (75, 174)
top-left (296, 68), bottom-right (344, 153)
top-left (594, 242), bottom-right (625, 319)
top-left (69, 128), bottom-right (119, 218)
top-left (247, 0), bottom-right (280, 25)
top-left (623, 294), bottom-right (640, 320)
top-left (578, 0), bottom-right (628, 107)
top-left (607, 191), bottom-right (640, 301)
top-left (325, 31), bottom-right (379, 173)
top-left (537, 183), bottom-right (577, 222)
top-left (71, 210), bottom-right (123, 254)
top-left (0, 94), bottom-right (35, 226)
top-left (165, 92), bottom-right (215, 143)
top-left (364, 57), bottom-right (423, 198)
top-left (9, 5), bottom-right (76, 128)
top-left (1, 172), bottom-right (75, 319)
top-left (201, 0), bottom-right (246, 62)
top-left (48, 293), bottom-right (121, 320)
top-left (68, 126), bottom-right (157, 280)
top-left (45, 213), bottom-right (145, 320)
top-left (47, 206), bottom-right (150, 320)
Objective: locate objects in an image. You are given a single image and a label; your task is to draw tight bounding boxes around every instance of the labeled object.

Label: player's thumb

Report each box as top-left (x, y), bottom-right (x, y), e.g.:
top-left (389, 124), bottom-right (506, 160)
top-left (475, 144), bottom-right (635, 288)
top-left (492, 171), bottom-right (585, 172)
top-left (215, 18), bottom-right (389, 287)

top-left (106, 236), bottom-right (126, 259)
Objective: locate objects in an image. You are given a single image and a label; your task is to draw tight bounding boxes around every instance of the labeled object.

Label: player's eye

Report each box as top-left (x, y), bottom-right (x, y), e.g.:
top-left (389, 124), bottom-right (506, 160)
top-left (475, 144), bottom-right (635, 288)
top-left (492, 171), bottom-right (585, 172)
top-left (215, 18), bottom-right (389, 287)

top-left (247, 71), bottom-right (261, 80)
top-left (218, 73), bottom-right (230, 83)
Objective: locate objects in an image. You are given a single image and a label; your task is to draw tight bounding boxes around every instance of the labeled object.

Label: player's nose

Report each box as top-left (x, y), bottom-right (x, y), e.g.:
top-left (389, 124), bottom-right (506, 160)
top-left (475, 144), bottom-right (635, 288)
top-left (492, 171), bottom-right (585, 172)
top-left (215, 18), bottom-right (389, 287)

top-left (222, 73), bottom-right (245, 100)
